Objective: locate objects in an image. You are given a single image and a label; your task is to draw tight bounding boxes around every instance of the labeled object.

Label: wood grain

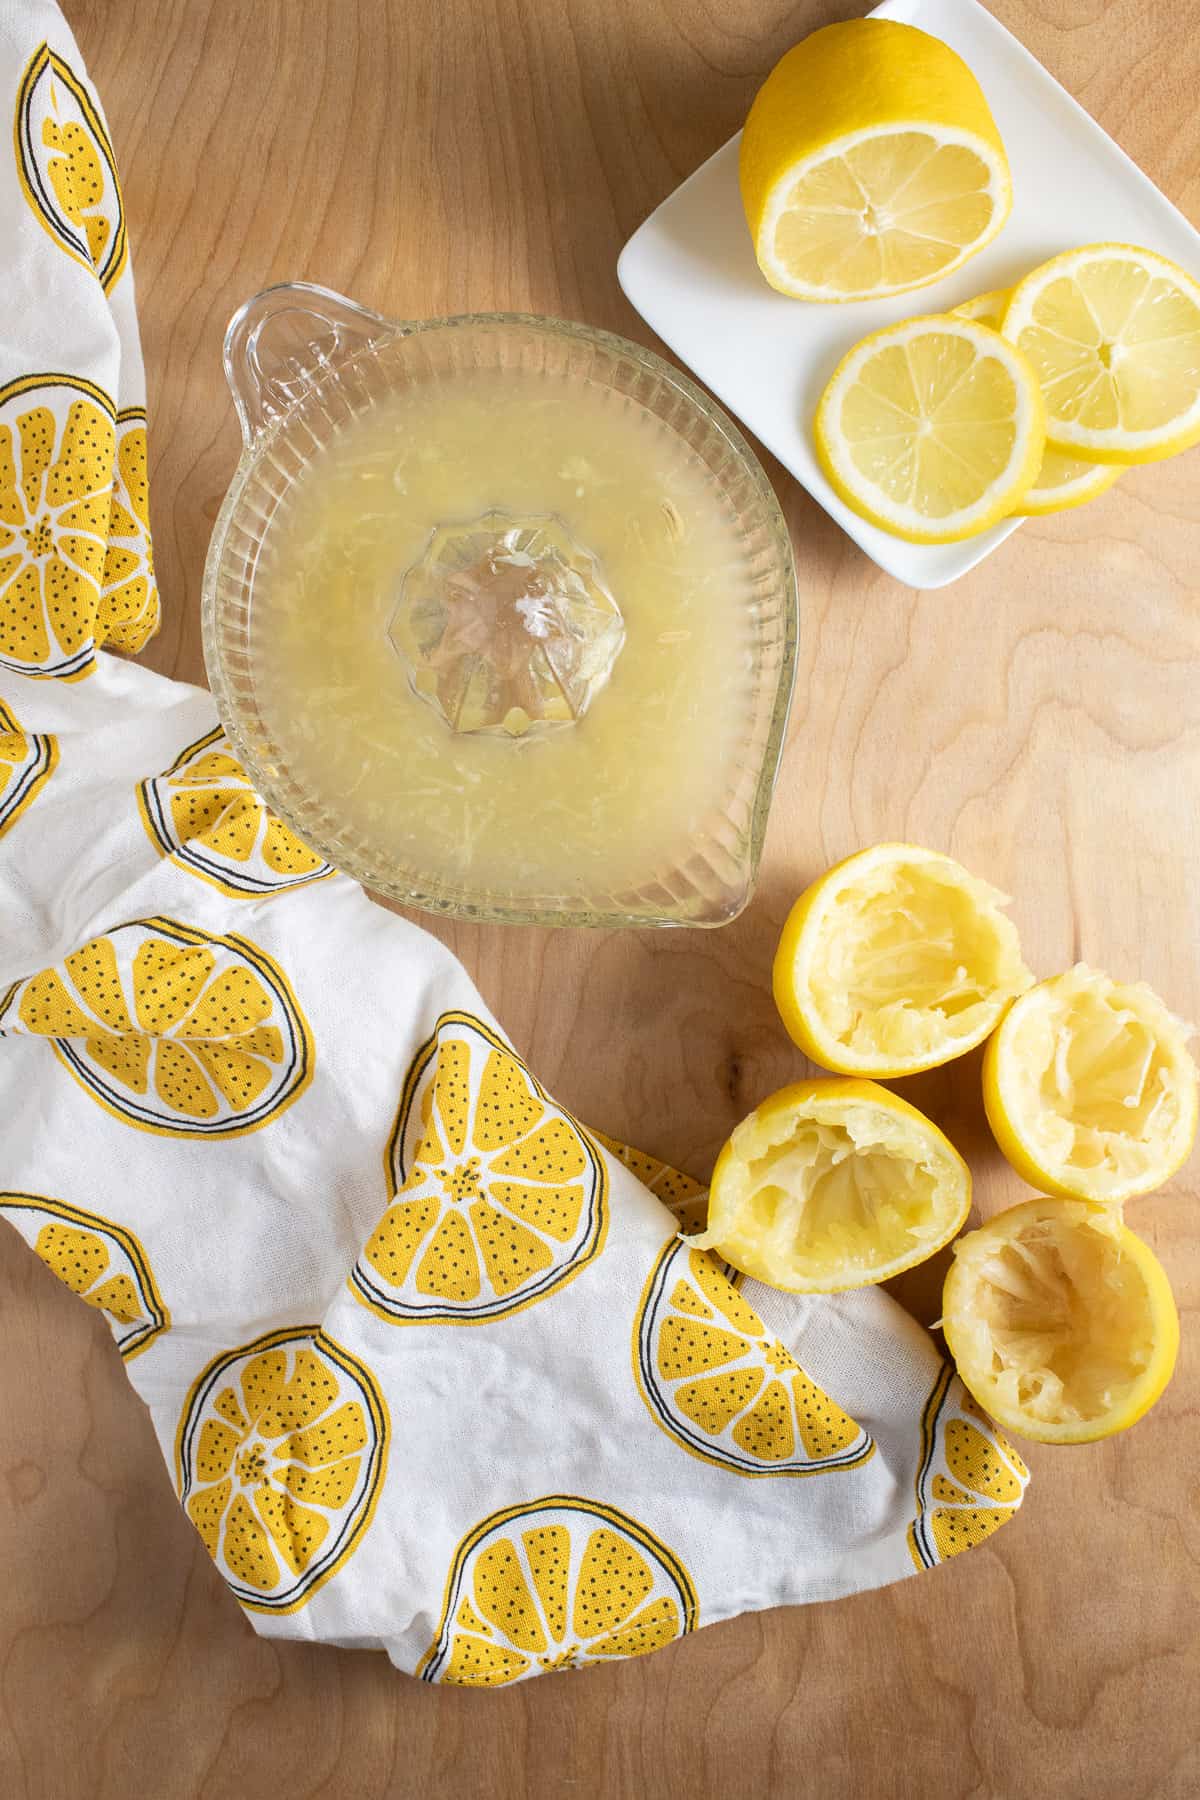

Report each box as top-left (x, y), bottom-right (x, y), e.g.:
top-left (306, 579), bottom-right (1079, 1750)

top-left (2, 1), bottom-right (1198, 1795)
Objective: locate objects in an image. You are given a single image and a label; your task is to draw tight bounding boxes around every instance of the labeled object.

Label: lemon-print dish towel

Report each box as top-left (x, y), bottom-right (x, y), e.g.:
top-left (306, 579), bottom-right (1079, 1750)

top-left (0, 0), bottom-right (1028, 1683)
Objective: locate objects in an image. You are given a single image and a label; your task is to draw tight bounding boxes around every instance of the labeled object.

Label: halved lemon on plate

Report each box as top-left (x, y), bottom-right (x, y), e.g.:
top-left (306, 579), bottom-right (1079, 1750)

top-left (983, 965), bottom-right (1199, 1204)
top-left (774, 844), bottom-right (1033, 1079)
top-left (690, 1077), bottom-right (971, 1294)
top-left (1001, 243), bottom-right (1200, 464)
top-left (741, 20), bottom-right (1011, 302)
top-left (814, 316), bottom-right (1045, 542)
top-left (942, 1196), bottom-right (1179, 1443)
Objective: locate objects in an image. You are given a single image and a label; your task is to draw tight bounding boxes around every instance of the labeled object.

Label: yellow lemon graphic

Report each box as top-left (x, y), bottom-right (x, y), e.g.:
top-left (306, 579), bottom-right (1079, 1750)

top-left (139, 725), bottom-right (333, 897)
top-left (419, 1497), bottom-right (697, 1685)
top-left (0, 373), bottom-right (116, 680)
top-left (907, 1365), bottom-right (1029, 1568)
top-left (15, 44), bottom-right (127, 292)
top-left (175, 1328), bottom-right (388, 1614)
top-left (634, 1238), bottom-right (873, 1478)
top-left (0, 1192), bottom-right (168, 1358)
top-left (0, 916), bottom-right (313, 1138)
top-left (97, 411), bottom-right (158, 654)
top-left (0, 695), bottom-right (57, 838)
top-left (351, 1012), bottom-right (607, 1325)
top-left (593, 1131), bottom-right (709, 1235)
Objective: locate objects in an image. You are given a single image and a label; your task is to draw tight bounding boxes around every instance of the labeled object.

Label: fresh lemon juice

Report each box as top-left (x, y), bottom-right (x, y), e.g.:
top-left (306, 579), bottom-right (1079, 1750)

top-left (252, 366), bottom-right (759, 907)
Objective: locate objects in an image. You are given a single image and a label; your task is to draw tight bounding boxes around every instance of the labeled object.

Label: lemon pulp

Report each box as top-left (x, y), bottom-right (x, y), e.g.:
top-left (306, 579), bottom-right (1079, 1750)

top-left (942, 1197), bottom-right (1179, 1443)
top-left (770, 130), bottom-right (1002, 298)
top-left (695, 1078), bottom-right (970, 1292)
top-left (984, 965), bottom-right (1199, 1203)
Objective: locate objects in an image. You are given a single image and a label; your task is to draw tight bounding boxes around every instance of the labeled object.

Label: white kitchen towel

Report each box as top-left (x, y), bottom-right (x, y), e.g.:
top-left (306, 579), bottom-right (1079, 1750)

top-left (0, 0), bottom-right (1027, 1684)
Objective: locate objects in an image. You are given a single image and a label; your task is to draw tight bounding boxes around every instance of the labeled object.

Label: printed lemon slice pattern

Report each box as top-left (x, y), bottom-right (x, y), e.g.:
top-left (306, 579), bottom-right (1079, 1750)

top-left (0, 696), bottom-right (57, 838)
top-left (352, 1012), bottom-right (608, 1325)
top-left (635, 1238), bottom-right (873, 1477)
top-left (139, 726), bottom-right (333, 896)
top-left (907, 1364), bottom-right (1029, 1567)
top-left (97, 411), bottom-right (158, 654)
top-left (15, 44), bottom-right (128, 292)
top-left (176, 1328), bottom-right (388, 1614)
top-left (0, 917), bottom-right (313, 1137)
top-left (0, 373), bottom-right (118, 681)
top-left (0, 1192), bottom-right (168, 1358)
top-left (419, 1497), bottom-right (698, 1685)
top-left (593, 1130), bottom-right (710, 1235)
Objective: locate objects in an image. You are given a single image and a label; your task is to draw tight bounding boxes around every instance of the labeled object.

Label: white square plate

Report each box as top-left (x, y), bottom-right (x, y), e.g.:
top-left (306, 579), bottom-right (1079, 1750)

top-left (618, 0), bottom-right (1200, 589)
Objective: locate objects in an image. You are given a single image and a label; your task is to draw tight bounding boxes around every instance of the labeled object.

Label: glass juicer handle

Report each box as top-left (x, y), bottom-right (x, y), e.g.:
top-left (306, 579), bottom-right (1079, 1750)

top-left (223, 281), bottom-right (400, 445)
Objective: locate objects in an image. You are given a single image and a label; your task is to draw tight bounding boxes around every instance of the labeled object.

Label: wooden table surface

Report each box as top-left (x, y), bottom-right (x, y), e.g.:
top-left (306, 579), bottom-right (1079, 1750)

top-left (2, 1), bottom-right (1197, 1795)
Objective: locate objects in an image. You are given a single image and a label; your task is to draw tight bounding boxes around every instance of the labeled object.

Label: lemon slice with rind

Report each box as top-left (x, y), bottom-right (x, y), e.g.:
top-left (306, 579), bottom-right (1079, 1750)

top-left (741, 21), bottom-right (1011, 302)
top-left (951, 288), bottom-right (1010, 329)
top-left (814, 317), bottom-right (1044, 542)
top-left (774, 844), bottom-right (1033, 1079)
top-left (691, 1078), bottom-right (971, 1294)
top-left (1001, 243), bottom-right (1200, 464)
top-left (1016, 445), bottom-right (1120, 516)
top-left (952, 288), bottom-right (1121, 514)
top-left (942, 1196), bottom-right (1180, 1444)
top-left (983, 965), bottom-right (1198, 1204)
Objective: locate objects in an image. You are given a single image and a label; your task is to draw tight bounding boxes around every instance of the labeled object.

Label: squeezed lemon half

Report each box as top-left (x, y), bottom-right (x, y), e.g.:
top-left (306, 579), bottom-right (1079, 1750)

top-left (814, 316), bottom-right (1045, 542)
top-left (942, 1196), bottom-right (1179, 1443)
top-left (740, 21), bottom-right (1011, 301)
top-left (692, 1077), bottom-right (971, 1294)
top-left (774, 843), bottom-right (1033, 1079)
top-left (983, 965), bottom-right (1199, 1204)
top-left (1001, 243), bottom-right (1200, 464)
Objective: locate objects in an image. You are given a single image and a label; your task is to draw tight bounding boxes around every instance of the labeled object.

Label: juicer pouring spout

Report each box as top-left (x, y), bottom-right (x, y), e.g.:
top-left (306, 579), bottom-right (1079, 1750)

top-left (223, 282), bottom-right (403, 446)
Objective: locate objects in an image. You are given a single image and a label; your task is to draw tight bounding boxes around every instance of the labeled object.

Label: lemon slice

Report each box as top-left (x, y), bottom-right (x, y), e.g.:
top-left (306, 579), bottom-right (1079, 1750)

top-left (1001, 243), bottom-right (1200, 464)
top-left (692, 1077), bottom-right (971, 1293)
top-left (1015, 445), bottom-right (1121, 515)
top-left (814, 317), bottom-right (1044, 542)
top-left (983, 965), bottom-right (1199, 1204)
top-left (954, 287), bottom-right (1120, 514)
top-left (741, 21), bottom-right (1011, 301)
top-left (942, 1196), bottom-right (1179, 1443)
top-left (774, 843), bottom-right (1034, 1079)
top-left (951, 288), bottom-right (1011, 329)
